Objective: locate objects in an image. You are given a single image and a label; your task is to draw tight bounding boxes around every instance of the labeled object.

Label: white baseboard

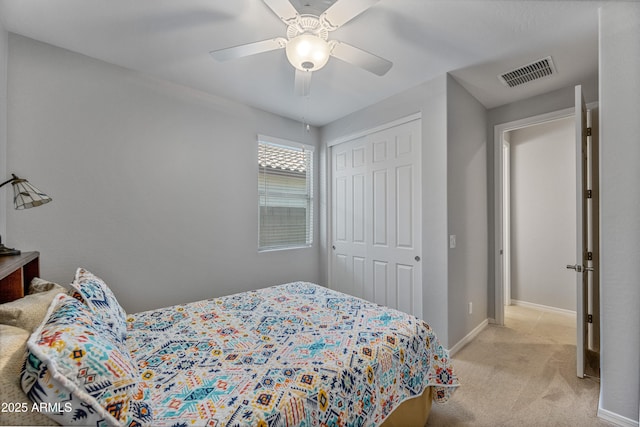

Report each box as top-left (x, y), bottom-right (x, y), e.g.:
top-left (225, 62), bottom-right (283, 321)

top-left (510, 299), bottom-right (576, 316)
top-left (598, 403), bottom-right (639, 427)
top-left (448, 319), bottom-right (489, 356)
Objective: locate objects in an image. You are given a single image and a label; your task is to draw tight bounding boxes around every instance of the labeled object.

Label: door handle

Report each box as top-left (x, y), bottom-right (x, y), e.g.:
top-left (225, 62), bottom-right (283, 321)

top-left (566, 264), bottom-right (595, 273)
top-left (566, 264), bottom-right (583, 272)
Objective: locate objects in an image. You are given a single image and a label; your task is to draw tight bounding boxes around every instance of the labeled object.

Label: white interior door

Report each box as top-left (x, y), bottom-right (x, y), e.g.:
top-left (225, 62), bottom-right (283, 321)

top-left (331, 118), bottom-right (422, 317)
top-left (568, 85), bottom-right (589, 378)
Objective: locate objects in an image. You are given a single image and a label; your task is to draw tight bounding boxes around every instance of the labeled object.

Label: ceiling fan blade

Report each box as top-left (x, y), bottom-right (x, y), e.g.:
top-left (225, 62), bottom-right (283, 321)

top-left (330, 41), bottom-right (392, 76)
top-left (210, 38), bottom-right (286, 62)
top-left (321, 0), bottom-right (380, 29)
top-left (294, 69), bottom-right (312, 96)
top-left (263, 0), bottom-right (299, 24)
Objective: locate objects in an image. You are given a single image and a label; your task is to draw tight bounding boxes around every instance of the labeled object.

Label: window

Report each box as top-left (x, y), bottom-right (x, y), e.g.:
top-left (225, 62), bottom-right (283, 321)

top-left (258, 136), bottom-right (314, 251)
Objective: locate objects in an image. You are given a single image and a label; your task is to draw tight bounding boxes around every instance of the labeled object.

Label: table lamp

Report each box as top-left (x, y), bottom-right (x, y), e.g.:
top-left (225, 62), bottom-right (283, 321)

top-left (0, 174), bottom-right (52, 256)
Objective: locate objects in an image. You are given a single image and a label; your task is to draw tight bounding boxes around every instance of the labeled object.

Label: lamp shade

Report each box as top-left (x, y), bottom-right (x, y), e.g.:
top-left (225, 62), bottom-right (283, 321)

top-left (4, 175), bottom-right (52, 209)
top-left (12, 177), bottom-right (52, 209)
top-left (285, 34), bottom-right (331, 72)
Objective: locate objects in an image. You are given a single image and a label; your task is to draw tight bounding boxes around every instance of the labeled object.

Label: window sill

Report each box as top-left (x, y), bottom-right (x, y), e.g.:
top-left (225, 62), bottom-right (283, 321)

top-left (258, 244), bottom-right (312, 253)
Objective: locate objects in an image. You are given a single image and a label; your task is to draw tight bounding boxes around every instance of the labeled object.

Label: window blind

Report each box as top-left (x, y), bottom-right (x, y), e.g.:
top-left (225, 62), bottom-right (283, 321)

top-left (258, 138), bottom-right (313, 251)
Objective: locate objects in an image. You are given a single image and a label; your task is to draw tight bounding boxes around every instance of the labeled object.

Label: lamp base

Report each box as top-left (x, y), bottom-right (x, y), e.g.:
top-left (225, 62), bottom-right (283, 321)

top-left (0, 243), bottom-right (21, 257)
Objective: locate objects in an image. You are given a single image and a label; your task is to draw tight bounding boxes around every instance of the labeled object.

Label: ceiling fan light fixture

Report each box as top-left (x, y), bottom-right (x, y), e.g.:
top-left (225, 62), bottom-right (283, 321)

top-left (286, 34), bottom-right (330, 71)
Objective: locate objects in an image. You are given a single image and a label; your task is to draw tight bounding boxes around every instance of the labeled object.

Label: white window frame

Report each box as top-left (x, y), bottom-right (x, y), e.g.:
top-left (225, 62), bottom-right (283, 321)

top-left (258, 135), bottom-right (314, 252)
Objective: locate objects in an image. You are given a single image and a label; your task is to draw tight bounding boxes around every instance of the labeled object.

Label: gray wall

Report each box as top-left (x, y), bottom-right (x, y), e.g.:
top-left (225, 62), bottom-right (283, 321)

top-left (0, 24), bottom-right (7, 240)
top-left (509, 117), bottom-right (576, 311)
top-left (322, 75), bottom-right (451, 345)
top-left (5, 35), bottom-right (321, 313)
top-left (598, 3), bottom-right (640, 423)
top-left (446, 76), bottom-right (488, 346)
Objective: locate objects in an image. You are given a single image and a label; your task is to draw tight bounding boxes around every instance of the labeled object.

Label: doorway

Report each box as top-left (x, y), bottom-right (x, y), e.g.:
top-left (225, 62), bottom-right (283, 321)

top-left (495, 107), bottom-right (575, 322)
top-left (494, 101), bottom-right (600, 378)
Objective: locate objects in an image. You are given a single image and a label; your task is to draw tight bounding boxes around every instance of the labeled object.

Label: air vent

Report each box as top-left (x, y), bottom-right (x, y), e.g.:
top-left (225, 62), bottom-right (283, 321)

top-left (498, 56), bottom-right (556, 88)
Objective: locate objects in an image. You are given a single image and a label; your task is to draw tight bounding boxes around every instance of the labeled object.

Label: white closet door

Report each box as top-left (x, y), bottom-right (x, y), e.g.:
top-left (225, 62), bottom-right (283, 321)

top-left (331, 118), bottom-right (422, 318)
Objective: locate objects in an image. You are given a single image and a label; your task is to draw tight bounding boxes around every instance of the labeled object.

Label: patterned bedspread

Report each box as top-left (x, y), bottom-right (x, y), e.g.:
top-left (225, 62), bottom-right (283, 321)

top-left (126, 282), bottom-right (458, 426)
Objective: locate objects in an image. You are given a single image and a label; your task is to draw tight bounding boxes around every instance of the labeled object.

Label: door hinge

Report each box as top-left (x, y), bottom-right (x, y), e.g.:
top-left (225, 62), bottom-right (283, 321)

top-left (587, 314), bottom-right (593, 324)
top-left (585, 127), bottom-right (592, 137)
top-left (586, 189), bottom-right (592, 199)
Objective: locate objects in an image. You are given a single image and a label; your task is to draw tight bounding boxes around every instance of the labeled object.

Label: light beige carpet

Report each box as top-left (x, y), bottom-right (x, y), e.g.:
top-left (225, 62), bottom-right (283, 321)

top-left (426, 305), bottom-right (610, 426)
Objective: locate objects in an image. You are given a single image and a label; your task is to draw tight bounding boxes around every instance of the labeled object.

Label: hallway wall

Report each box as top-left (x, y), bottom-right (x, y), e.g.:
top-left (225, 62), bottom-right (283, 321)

top-left (508, 116), bottom-right (576, 311)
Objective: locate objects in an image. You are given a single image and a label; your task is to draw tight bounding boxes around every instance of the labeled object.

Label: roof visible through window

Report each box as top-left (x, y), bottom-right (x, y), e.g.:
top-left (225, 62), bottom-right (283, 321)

top-left (258, 143), bottom-right (308, 173)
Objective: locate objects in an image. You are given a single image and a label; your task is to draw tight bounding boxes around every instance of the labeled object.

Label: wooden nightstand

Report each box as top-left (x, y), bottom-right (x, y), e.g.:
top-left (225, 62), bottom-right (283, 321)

top-left (0, 251), bottom-right (40, 303)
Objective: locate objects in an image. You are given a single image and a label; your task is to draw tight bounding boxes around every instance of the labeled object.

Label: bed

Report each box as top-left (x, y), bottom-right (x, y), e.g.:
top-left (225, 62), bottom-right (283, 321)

top-left (2, 268), bottom-right (458, 426)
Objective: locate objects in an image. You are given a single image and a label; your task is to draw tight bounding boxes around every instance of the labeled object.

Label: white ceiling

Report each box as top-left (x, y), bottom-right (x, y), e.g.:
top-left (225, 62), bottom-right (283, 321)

top-left (0, 0), bottom-right (605, 126)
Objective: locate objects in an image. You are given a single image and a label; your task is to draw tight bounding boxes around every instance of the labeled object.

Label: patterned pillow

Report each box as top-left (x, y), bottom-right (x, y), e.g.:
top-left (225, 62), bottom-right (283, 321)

top-left (21, 293), bottom-right (152, 426)
top-left (67, 268), bottom-right (127, 346)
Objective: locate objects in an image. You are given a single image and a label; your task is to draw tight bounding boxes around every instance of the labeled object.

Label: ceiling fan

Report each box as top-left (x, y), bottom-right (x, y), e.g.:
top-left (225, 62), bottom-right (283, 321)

top-left (210, 0), bottom-right (392, 96)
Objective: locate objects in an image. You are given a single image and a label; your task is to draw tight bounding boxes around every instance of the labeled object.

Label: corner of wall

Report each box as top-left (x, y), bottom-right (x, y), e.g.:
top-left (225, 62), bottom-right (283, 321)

top-left (445, 75), bottom-right (489, 348)
top-left (598, 2), bottom-right (640, 423)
